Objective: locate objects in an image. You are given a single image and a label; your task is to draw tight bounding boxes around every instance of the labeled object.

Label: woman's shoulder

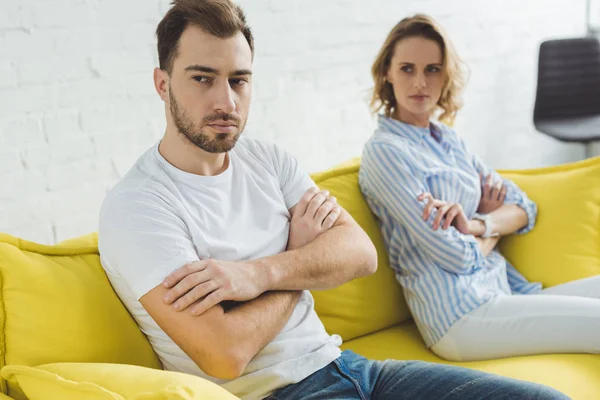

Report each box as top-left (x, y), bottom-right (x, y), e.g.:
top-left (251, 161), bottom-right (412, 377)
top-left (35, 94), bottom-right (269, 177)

top-left (365, 128), bottom-right (414, 152)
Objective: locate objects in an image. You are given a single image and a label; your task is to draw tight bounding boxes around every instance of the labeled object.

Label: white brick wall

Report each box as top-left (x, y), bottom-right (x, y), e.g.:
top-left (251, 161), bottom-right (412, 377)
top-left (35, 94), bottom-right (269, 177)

top-left (0, 0), bottom-right (589, 243)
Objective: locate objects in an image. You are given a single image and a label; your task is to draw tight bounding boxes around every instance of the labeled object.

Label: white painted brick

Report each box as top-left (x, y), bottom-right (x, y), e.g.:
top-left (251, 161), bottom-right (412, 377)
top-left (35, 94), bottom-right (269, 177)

top-left (49, 184), bottom-right (107, 221)
top-left (7, 221), bottom-right (55, 245)
top-left (94, 0), bottom-right (162, 25)
top-left (0, 62), bottom-right (18, 89)
top-left (0, 170), bottom-right (47, 202)
top-left (56, 79), bottom-right (126, 109)
top-left (19, 56), bottom-right (93, 85)
top-left (0, 116), bottom-right (44, 146)
top-left (46, 158), bottom-right (116, 191)
top-left (121, 23), bottom-right (157, 49)
top-left (0, 85), bottom-right (57, 116)
top-left (91, 130), bottom-right (138, 158)
top-left (29, 0), bottom-right (95, 29)
top-left (0, 2), bottom-right (22, 29)
top-left (0, 151), bottom-right (23, 173)
top-left (48, 137), bottom-right (96, 164)
top-left (43, 110), bottom-right (82, 143)
top-left (80, 105), bottom-right (116, 134)
top-left (54, 28), bottom-right (123, 57)
top-left (21, 144), bottom-right (52, 169)
top-left (54, 214), bottom-right (99, 243)
top-left (0, 29), bottom-right (55, 60)
top-left (90, 49), bottom-right (156, 77)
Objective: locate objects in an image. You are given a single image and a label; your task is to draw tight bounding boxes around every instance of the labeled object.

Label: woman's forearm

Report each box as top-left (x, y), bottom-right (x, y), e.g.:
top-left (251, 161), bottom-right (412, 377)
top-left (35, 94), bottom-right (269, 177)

top-left (469, 204), bottom-right (529, 238)
top-left (475, 236), bottom-right (501, 256)
top-left (489, 204), bottom-right (529, 236)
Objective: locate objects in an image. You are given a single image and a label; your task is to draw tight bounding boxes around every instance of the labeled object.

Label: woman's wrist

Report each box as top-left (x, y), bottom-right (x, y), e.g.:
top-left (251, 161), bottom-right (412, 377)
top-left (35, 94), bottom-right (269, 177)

top-left (468, 219), bottom-right (486, 237)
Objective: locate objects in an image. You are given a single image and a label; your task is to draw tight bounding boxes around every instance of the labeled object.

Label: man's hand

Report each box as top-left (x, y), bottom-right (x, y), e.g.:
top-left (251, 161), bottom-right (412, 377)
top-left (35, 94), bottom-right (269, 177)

top-left (477, 174), bottom-right (506, 214)
top-left (419, 192), bottom-right (470, 234)
top-left (161, 259), bottom-right (266, 316)
top-left (287, 187), bottom-right (341, 251)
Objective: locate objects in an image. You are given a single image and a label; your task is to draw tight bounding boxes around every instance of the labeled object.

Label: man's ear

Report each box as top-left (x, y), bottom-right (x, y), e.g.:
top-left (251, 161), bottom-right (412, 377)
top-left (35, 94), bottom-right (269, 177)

top-left (153, 67), bottom-right (169, 103)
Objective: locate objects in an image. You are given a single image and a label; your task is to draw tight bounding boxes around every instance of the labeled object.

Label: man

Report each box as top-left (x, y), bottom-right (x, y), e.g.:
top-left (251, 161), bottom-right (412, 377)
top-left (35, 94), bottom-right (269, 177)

top-left (98, 1), bottom-right (568, 399)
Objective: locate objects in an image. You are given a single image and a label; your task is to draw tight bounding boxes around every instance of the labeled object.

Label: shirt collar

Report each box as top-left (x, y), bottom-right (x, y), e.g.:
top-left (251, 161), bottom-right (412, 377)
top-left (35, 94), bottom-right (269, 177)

top-left (377, 114), bottom-right (443, 144)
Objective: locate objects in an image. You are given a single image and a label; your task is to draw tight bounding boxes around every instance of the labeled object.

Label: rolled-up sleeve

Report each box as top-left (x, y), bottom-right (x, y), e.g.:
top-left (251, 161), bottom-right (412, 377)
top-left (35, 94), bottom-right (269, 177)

top-left (465, 143), bottom-right (538, 235)
top-left (360, 142), bottom-right (485, 275)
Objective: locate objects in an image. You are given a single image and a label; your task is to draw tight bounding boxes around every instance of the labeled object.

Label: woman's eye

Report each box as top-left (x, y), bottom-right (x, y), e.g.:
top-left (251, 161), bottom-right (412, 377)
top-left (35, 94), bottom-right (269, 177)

top-left (401, 66), bottom-right (413, 73)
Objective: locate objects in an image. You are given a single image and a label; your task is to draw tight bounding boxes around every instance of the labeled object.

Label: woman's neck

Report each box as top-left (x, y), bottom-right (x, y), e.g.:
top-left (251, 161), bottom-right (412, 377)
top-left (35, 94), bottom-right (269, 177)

top-left (393, 108), bottom-right (430, 128)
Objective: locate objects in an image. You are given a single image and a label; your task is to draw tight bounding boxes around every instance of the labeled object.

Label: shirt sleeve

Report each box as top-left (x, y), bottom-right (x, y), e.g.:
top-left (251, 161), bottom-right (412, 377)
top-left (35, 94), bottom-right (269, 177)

top-left (505, 259), bottom-right (543, 294)
top-left (459, 138), bottom-right (537, 235)
top-left (98, 191), bottom-right (200, 300)
top-left (269, 143), bottom-right (317, 209)
top-left (360, 142), bottom-right (485, 275)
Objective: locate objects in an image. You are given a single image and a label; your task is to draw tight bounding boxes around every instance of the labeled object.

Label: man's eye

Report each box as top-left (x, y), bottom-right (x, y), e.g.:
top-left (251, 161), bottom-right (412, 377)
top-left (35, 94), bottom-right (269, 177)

top-left (229, 78), bottom-right (248, 86)
top-left (193, 76), bottom-right (212, 83)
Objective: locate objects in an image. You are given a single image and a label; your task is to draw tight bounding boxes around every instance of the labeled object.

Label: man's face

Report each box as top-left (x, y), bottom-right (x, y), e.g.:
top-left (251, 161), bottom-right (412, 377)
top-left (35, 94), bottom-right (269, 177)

top-left (164, 26), bottom-right (253, 153)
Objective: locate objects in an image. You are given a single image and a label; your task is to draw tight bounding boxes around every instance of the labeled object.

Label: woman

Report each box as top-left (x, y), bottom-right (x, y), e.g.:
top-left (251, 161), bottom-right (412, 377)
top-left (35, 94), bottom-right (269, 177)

top-left (358, 14), bottom-right (600, 361)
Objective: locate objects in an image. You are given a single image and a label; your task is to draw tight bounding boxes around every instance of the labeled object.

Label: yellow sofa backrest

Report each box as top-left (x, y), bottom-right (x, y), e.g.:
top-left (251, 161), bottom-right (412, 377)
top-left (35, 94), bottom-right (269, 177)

top-left (310, 155), bottom-right (600, 342)
top-left (0, 233), bottom-right (161, 399)
top-left (310, 160), bottom-right (411, 341)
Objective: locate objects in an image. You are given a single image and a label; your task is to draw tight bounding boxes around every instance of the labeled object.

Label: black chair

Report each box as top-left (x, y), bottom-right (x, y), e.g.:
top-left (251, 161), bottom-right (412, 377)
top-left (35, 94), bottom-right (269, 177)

top-left (533, 37), bottom-right (600, 158)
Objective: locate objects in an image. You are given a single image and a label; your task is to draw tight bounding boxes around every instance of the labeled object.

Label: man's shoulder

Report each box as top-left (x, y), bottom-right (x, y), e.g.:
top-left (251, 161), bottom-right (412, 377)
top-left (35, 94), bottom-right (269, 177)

top-left (101, 147), bottom-right (176, 220)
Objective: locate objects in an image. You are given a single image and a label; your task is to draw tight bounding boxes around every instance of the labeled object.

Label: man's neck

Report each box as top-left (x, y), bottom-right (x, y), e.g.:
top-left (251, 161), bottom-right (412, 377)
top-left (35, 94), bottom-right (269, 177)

top-left (158, 128), bottom-right (228, 177)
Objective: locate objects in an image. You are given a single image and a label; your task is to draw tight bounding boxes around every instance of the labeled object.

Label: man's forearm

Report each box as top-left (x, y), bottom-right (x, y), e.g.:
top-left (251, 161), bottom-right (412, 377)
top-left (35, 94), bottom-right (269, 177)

top-left (254, 223), bottom-right (377, 291)
top-left (222, 290), bottom-right (300, 372)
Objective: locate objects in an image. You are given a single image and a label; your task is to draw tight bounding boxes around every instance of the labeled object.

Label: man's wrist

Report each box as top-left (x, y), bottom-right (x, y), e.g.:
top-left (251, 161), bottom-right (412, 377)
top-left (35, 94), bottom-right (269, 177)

top-left (248, 258), bottom-right (276, 293)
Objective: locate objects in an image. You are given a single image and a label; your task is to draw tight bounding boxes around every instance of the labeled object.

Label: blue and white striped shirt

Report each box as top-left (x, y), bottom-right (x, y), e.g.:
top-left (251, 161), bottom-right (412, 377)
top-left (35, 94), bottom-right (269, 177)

top-left (358, 115), bottom-right (542, 347)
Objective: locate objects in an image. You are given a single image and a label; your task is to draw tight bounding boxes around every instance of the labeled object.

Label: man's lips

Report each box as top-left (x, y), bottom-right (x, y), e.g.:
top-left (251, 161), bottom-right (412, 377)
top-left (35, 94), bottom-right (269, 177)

top-left (206, 123), bottom-right (238, 133)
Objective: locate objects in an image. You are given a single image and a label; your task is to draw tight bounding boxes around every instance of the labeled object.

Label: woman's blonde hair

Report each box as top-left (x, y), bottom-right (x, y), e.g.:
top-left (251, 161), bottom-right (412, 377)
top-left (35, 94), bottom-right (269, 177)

top-left (370, 14), bottom-right (467, 124)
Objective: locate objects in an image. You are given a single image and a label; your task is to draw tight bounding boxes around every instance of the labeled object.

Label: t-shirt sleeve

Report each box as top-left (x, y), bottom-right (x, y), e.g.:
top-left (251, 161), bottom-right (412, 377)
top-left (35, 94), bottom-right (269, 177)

top-left (98, 191), bottom-right (200, 300)
top-left (269, 143), bottom-right (316, 209)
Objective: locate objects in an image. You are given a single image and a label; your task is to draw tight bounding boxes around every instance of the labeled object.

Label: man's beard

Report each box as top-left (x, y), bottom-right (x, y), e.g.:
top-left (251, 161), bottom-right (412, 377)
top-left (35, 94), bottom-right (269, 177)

top-left (169, 89), bottom-right (243, 154)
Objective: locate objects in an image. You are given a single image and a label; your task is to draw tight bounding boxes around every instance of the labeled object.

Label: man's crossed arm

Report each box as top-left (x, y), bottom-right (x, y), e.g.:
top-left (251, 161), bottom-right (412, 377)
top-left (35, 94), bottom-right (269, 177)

top-left (140, 187), bottom-right (377, 379)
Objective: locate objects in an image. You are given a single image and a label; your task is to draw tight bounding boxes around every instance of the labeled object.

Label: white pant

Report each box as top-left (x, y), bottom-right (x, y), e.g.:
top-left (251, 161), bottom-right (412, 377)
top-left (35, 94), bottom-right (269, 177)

top-left (430, 275), bottom-right (600, 361)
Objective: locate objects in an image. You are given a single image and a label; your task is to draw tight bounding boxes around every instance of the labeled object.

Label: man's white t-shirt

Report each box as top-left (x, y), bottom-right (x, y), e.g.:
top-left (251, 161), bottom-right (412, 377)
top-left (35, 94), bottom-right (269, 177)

top-left (98, 136), bottom-right (342, 400)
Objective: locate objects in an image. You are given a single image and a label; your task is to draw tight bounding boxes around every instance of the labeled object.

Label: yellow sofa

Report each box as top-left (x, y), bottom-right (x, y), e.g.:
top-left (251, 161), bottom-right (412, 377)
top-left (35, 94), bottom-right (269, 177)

top-left (2, 156), bottom-right (600, 399)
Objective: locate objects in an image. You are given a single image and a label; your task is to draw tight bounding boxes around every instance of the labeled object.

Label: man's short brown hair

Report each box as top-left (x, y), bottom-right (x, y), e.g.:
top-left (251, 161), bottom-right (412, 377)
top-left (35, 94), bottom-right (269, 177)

top-left (156, 0), bottom-right (254, 74)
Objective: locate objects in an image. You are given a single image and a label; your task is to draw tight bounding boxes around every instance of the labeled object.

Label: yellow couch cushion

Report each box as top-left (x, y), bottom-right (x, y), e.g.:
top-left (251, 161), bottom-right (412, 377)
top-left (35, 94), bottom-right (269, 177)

top-left (0, 233), bottom-right (161, 399)
top-left (310, 161), bottom-right (410, 341)
top-left (343, 321), bottom-right (600, 400)
top-left (1, 363), bottom-right (237, 400)
top-left (498, 156), bottom-right (600, 286)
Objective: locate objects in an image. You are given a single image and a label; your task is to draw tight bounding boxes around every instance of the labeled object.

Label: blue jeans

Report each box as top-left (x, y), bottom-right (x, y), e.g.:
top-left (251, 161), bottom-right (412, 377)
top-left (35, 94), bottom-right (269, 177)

top-left (267, 350), bottom-right (569, 400)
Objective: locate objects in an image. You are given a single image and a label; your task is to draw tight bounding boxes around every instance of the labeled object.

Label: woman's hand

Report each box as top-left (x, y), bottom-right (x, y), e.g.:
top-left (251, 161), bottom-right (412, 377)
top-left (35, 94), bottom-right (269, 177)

top-left (418, 193), bottom-right (470, 234)
top-left (477, 174), bottom-right (506, 214)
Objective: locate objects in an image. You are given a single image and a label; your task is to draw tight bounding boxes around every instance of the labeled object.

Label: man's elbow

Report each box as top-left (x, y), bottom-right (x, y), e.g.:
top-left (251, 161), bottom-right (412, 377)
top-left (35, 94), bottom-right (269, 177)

top-left (359, 237), bottom-right (378, 277)
top-left (190, 345), bottom-right (252, 380)
top-left (196, 347), bottom-right (251, 380)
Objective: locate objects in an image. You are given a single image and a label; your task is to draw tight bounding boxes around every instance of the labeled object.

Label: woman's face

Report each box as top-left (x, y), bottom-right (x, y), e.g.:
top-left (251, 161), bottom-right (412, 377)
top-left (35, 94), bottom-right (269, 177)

top-left (386, 36), bottom-right (445, 125)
